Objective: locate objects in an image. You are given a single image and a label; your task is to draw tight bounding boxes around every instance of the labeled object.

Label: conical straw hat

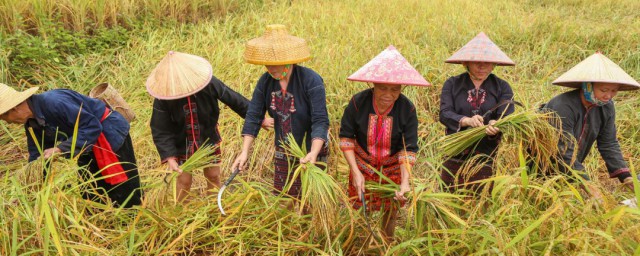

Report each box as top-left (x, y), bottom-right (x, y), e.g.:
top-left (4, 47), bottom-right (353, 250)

top-left (347, 45), bottom-right (431, 87)
top-left (244, 24), bottom-right (311, 65)
top-left (552, 52), bottom-right (640, 91)
top-left (445, 32), bottom-right (515, 66)
top-left (0, 84), bottom-right (38, 115)
top-left (145, 51), bottom-right (213, 100)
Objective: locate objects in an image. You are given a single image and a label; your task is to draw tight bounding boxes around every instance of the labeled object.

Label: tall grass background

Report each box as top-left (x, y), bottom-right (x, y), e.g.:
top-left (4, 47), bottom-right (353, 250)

top-left (1, 0), bottom-right (640, 254)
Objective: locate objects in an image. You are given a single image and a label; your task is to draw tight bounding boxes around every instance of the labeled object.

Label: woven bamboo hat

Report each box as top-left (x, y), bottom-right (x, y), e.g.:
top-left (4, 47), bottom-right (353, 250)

top-left (244, 24), bottom-right (311, 65)
top-left (0, 83), bottom-right (38, 116)
top-left (445, 32), bottom-right (515, 66)
top-left (347, 45), bottom-right (431, 87)
top-left (145, 51), bottom-right (213, 100)
top-left (552, 52), bottom-right (640, 91)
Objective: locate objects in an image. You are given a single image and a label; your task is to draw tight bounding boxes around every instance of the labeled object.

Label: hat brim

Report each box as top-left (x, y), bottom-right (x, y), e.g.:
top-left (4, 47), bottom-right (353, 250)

top-left (445, 59), bottom-right (515, 66)
top-left (346, 77), bottom-right (431, 87)
top-left (147, 77), bottom-right (212, 100)
top-left (0, 87), bottom-right (39, 115)
top-left (552, 80), bottom-right (640, 91)
top-left (244, 56), bottom-right (311, 66)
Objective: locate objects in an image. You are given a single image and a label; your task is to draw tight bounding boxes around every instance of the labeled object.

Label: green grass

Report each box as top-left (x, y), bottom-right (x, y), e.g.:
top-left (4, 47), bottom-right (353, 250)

top-left (2, 0), bottom-right (640, 254)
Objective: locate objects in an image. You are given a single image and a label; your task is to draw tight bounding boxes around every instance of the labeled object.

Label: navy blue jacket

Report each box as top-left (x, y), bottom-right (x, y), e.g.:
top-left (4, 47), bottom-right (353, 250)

top-left (242, 65), bottom-right (329, 150)
top-left (25, 89), bottom-right (130, 162)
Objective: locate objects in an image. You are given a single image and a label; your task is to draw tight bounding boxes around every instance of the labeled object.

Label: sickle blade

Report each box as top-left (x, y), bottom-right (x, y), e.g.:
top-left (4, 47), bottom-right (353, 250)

top-left (217, 169), bottom-right (240, 216)
top-left (217, 186), bottom-right (227, 215)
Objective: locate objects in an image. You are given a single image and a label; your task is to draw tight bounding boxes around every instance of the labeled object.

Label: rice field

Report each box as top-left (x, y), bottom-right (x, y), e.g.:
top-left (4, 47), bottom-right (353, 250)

top-left (1, 0), bottom-right (640, 254)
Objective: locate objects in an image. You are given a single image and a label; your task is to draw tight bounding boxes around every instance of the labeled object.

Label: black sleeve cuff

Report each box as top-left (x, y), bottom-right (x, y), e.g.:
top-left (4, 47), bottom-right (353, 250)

top-left (610, 168), bottom-right (632, 183)
top-left (616, 172), bottom-right (632, 183)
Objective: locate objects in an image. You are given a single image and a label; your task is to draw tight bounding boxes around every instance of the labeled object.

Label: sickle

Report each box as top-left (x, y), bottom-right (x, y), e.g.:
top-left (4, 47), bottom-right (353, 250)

top-left (359, 191), bottom-right (384, 245)
top-left (217, 169), bottom-right (240, 215)
top-left (360, 191), bottom-right (367, 218)
top-left (621, 198), bottom-right (638, 208)
top-left (482, 100), bottom-right (524, 123)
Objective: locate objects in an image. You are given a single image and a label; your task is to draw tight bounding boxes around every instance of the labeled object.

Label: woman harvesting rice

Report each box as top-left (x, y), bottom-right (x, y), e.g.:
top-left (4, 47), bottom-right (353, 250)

top-left (232, 24), bottom-right (329, 199)
top-left (544, 52), bottom-right (639, 190)
top-left (147, 51), bottom-right (270, 203)
top-left (339, 45), bottom-right (429, 241)
top-left (439, 32), bottom-right (517, 192)
top-left (0, 84), bottom-right (142, 208)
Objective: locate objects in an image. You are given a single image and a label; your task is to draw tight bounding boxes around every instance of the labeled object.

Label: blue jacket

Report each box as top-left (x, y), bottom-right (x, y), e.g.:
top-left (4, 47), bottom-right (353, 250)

top-left (241, 65), bottom-right (329, 150)
top-left (25, 89), bottom-right (130, 161)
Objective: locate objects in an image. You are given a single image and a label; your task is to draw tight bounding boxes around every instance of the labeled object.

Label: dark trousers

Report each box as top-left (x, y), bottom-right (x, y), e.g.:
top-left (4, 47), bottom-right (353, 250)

top-left (440, 157), bottom-right (494, 194)
top-left (77, 135), bottom-right (143, 208)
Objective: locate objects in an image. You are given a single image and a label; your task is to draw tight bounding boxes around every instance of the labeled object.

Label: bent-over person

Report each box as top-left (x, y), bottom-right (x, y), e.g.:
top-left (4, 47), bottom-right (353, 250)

top-left (543, 52), bottom-right (640, 192)
top-left (146, 51), bottom-right (269, 203)
top-left (0, 84), bottom-right (142, 208)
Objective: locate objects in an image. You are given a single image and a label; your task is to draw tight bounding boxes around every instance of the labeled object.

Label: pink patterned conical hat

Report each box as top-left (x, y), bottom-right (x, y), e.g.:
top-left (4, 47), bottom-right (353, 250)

top-left (347, 45), bottom-right (431, 87)
top-left (445, 32), bottom-right (515, 66)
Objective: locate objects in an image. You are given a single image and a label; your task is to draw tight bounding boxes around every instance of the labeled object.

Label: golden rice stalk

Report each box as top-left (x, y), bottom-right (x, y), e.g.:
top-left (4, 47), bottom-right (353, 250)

top-left (280, 133), bottom-right (349, 242)
top-left (442, 111), bottom-right (546, 156)
top-left (441, 110), bottom-right (565, 174)
top-left (179, 142), bottom-right (219, 173)
top-left (364, 166), bottom-right (402, 200)
top-left (365, 181), bottom-right (398, 199)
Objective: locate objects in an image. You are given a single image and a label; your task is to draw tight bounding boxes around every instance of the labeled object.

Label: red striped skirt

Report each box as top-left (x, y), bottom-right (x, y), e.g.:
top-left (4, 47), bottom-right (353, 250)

top-left (348, 146), bottom-right (406, 211)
